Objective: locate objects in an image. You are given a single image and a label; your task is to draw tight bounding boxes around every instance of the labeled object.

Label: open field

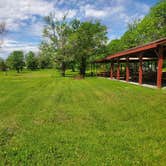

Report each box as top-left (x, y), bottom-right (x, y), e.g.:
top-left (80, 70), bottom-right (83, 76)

top-left (0, 70), bottom-right (166, 165)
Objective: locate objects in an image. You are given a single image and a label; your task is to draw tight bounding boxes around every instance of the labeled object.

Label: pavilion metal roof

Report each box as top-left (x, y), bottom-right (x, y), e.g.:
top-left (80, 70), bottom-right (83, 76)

top-left (95, 37), bottom-right (166, 63)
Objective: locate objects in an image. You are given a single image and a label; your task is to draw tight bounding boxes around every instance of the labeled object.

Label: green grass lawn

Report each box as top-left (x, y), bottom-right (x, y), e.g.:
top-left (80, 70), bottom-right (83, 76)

top-left (0, 70), bottom-right (166, 165)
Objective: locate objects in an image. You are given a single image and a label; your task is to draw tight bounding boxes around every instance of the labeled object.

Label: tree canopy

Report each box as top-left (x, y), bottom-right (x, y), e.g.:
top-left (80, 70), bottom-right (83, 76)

top-left (69, 21), bottom-right (107, 76)
top-left (40, 14), bottom-right (107, 77)
top-left (7, 51), bottom-right (25, 73)
top-left (26, 51), bottom-right (38, 70)
top-left (107, 0), bottom-right (166, 55)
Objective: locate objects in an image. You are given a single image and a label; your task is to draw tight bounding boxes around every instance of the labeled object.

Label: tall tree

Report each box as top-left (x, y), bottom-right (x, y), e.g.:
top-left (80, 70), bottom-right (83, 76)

top-left (69, 21), bottom-right (107, 77)
top-left (42, 14), bottom-right (73, 76)
top-left (39, 42), bottom-right (54, 69)
top-left (0, 58), bottom-right (7, 72)
top-left (7, 51), bottom-right (25, 73)
top-left (136, 0), bottom-right (166, 43)
top-left (107, 39), bottom-right (124, 54)
top-left (107, 0), bottom-right (166, 54)
top-left (26, 51), bottom-right (38, 70)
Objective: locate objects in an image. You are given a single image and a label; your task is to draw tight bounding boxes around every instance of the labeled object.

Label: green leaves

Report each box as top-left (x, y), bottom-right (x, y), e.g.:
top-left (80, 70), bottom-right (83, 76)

top-left (41, 14), bottom-right (108, 77)
top-left (26, 51), bottom-right (38, 70)
top-left (68, 21), bottom-right (107, 76)
top-left (6, 51), bottom-right (24, 73)
top-left (107, 0), bottom-right (166, 54)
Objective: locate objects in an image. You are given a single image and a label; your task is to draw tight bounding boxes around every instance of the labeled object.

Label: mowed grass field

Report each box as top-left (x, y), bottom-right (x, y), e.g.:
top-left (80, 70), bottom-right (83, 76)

top-left (0, 70), bottom-right (166, 165)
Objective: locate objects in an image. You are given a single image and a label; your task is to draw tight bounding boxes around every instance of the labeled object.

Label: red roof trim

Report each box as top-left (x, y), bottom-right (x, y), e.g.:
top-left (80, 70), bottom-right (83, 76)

top-left (95, 38), bottom-right (166, 62)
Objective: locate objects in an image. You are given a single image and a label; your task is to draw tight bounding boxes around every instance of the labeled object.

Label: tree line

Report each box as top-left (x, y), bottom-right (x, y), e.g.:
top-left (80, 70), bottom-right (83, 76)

top-left (0, 16), bottom-right (108, 76)
top-left (42, 0), bottom-right (165, 75)
top-left (40, 14), bottom-right (107, 77)
top-left (107, 0), bottom-right (166, 55)
top-left (0, 0), bottom-right (165, 75)
top-left (0, 51), bottom-right (53, 73)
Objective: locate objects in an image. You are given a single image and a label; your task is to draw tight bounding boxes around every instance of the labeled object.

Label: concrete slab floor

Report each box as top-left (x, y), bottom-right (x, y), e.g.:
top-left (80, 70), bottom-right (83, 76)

top-left (98, 77), bottom-right (166, 89)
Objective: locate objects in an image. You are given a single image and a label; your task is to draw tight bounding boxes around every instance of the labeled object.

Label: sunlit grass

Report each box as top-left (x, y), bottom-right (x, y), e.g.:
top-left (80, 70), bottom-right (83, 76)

top-left (0, 70), bottom-right (165, 165)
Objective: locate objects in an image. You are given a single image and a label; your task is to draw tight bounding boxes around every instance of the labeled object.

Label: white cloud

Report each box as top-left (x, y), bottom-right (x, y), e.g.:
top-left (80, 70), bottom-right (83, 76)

top-left (0, 0), bottom-right (77, 31)
top-left (0, 0), bottom-right (78, 59)
top-left (0, 0), bottom-right (152, 58)
top-left (84, 4), bottom-right (109, 18)
top-left (0, 39), bottom-right (39, 59)
top-left (0, 0), bottom-right (52, 30)
top-left (82, 4), bottom-right (125, 19)
top-left (81, 0), bottom-right (149, 24)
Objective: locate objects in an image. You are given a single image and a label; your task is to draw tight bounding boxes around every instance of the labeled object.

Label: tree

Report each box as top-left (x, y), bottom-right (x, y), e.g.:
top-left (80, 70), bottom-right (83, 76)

top-left (26, 51), bottom-right (38, 70)
top-left (0, 58), bottom-right (7, 72)
top-left (7, 51), bottom-right (25, 73)
top-left (42, 14), bottom-right (73, 76)
top-left (68, 19), bottom-right (81, 72)
top-left (107, 39), bottom-right (124, 54)
top-left (136, 0), bottom-right (166, 43)
top-left (39, 42), bottom-right (54, 69)
top-left (107, 0), bottom-right (166, 54)
top-left (69, 21), bottom-right (107, 77)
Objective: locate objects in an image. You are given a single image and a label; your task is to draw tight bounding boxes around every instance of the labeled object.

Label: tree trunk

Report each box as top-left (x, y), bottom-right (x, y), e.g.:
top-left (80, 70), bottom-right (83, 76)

top-left (16, 68), bottom-right (19, 73)
top-left (71, 64), bottom-right (75, 72)
top-left (80, 57), bottom-right (86, 77)
top-left (61, 62), bottom-right (66, 77)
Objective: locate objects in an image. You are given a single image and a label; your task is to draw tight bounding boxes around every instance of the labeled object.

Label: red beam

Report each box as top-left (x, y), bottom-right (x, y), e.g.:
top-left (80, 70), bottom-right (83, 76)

top-left (139, 55), bottom-right (143, 84)
top-left (116, 60), bottom-right (120, 80)
top-left (106, 43), bottom-right (157, 60)
top-left (110, 63), bottom-right (114, 79)
top-left (157, 47), bottom-right (164, 88)
top-left (126, 57), bottom-right (130, 82)
top-left (95, 38), bottom-right (166, 63)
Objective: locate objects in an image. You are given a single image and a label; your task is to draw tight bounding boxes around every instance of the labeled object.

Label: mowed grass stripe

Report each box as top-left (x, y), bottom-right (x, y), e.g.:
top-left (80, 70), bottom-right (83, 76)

top-left (0, 70), bottom-right (165, 165)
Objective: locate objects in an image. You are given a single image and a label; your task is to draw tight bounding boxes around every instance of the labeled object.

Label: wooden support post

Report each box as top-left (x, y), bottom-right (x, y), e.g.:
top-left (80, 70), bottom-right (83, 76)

top-left (117, 59), bottom-right (120, 80)
top-left (110, 62), bottom-right (114, 79)
top-left (96, 63), bottom-right (98, 76)
top-left (139, 55), bottom-right (143, 84)
top-left (126, 57), bottom-right (130, 82)
top-left (90, 63), bottom-right (92, 76)
top-left (157, 46), bottom-right (164, 88)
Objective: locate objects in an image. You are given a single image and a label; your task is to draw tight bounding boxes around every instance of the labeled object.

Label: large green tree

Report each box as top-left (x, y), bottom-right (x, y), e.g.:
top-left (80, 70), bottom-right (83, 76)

top-left (26, 51), bottom-right (38, 70)
top-left (0, 58), bottom-right (7, 72)
top-left (39, 42), bottom-right (54, 69)
top-left (107, 39), bottom-right (124, 54)
top-left (7, 51), bottom-right (25, 73)
top-left (137, 0), bottom-right (166, 43)
top-left (69, 21), bottom-right (107, 77)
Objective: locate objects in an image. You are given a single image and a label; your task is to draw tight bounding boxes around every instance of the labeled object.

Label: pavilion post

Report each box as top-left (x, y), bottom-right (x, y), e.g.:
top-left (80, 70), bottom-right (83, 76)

top-left (95, 63), bottom-right (97, 76)
top-left (139, 55), bottom-right (143, 84)
top-left (116, 59), bottom-right (120, 80)
top-left (157, 46), bottom-right (164, 88)
top-left (126, 57), bottom-right (130, 82)
top-left (90, 63), bottom-right (93, 76)
top-left (110, 62), bottom-right (114, 79)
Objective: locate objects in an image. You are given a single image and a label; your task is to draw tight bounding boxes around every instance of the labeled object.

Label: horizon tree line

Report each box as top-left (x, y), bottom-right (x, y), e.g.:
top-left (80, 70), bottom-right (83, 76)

top-left (0, 0), bottom-right (166, 75)
top-left (0, 51), bottom-right (54, 73)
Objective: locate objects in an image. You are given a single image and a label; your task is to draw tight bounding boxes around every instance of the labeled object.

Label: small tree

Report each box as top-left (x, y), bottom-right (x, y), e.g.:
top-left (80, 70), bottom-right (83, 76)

top-left (39, 42), bottom-right (53, 69)
top-left (0, 58), bottom-right (7, 74)
top-left (7, 51), bottom-right (25, 73)
top-left (26, 51), bottom-right (38, 70)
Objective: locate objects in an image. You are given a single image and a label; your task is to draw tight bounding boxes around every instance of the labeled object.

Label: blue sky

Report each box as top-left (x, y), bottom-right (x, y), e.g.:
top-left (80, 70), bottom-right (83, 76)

top-left (0, 0), bottom-right (158, 59)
